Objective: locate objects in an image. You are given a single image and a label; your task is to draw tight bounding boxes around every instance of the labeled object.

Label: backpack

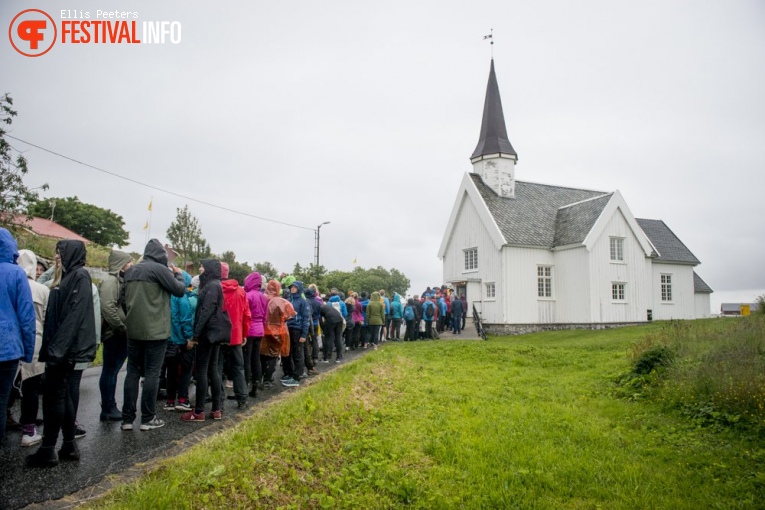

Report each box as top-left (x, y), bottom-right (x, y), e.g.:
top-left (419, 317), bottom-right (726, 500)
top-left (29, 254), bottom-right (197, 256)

top-left (331, 301), bottom-right (342, 314)
top-left (424, 302), bottom-right (434, 320)
top-left (404, 305), bottom-right (415, 321)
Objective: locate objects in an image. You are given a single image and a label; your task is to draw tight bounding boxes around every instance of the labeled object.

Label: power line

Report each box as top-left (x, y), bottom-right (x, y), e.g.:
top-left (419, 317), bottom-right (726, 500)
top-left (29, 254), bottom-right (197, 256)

top-left (6, 134), bottom-right (315, 232)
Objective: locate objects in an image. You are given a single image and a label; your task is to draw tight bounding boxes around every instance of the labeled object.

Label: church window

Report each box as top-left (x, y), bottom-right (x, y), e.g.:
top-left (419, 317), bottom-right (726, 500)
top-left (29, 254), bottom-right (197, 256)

top-left (485, 282), bottom-right (496, 299)
top-left (661, 274), bottom-right (673, 301)
top-left (610, 237), bottom-right (624, 261)
top-left (537, 266), bottom-right (552, 298)
top-left (612, 283), bottom-right (626, 301)
top-left (464, 248), bottom-right (478, 271)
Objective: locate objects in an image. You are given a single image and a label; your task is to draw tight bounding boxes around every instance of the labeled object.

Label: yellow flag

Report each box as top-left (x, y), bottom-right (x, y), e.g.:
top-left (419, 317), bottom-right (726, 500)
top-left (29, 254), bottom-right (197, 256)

top-left (147, 198), bottom-right (153, 212)
top-left (352, 256), bottom-right (357, 265)
top-left (143, 220), bottom-right (149, 230)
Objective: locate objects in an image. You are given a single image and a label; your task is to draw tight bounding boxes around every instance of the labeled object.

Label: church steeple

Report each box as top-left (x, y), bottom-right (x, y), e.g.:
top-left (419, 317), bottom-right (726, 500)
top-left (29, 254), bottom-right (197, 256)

top-left (471, 59), bottom-right (518, 198)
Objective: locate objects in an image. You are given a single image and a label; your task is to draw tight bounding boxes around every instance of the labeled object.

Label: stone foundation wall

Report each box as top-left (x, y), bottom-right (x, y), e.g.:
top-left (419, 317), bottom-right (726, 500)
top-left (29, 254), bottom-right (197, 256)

top-left (483, 321), bottom-right (647, 336)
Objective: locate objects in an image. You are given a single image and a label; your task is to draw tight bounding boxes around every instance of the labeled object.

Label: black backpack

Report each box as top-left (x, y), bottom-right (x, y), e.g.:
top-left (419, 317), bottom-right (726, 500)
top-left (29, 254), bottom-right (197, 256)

top-left (424, 302), bottom-right (434, 320)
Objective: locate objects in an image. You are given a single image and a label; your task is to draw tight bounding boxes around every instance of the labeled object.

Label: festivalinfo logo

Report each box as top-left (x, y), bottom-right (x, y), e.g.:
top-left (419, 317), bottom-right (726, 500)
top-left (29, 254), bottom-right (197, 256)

top-left (9, 8), bottom-right (182, 57)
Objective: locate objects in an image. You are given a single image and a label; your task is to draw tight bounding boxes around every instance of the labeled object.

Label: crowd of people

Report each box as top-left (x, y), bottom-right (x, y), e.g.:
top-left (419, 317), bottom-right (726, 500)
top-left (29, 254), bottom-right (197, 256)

top-left (0, 229), bottom-right (469, 468)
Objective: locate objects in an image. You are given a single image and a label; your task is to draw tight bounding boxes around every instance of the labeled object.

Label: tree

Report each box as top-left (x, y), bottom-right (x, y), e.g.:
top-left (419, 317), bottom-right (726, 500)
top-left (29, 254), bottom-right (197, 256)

top-left (318, 266), bottom-right (411, 297)
top-left (166, 205), bottom-right (210, 267)
top-left (0, 93), bottom-right (48, 228)
top-left (30, 196), bottom-right (129, 246)
top-left (219, 250), bottom-right (252, 285)
top-left (252, 261), bottom-right (279, 283)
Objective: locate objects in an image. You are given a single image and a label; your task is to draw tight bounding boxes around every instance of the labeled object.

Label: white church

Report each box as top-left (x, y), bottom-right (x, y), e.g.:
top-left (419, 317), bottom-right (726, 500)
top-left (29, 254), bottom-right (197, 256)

top-left (438, 60), bottom-right (713, 334)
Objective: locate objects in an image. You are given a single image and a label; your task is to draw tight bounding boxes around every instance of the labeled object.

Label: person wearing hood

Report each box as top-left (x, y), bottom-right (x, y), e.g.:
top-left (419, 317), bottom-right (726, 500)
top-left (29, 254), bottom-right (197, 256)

top-left (344, 295), bottom-right (356, 351)
top-left (97, 250), bottom-right (133, 421)
top-left (218, 263), bottom-right (251, 408)
top-left (390, 292), bottom-right (403, 341)
top-left (163, 270), bottom-right (195, 412)
top-left (422, 295), bottom-right (437, 340)
top-left (121, 239), bottom-right (186, 432)
top-left (366, 292), bottom-right (385, 351)
top-left (451, 293), bottom-right (464, 335)
top-left (281, 281), bottom-right (310, 387)
top-left (12, 250), bottom-right (50, 447)
top-left (182, 259), bottom-right (225, 422)
top-left (26, 240), bottom-right (95, 468)
top-left (244, 272), bottom-right (268, 396)
top-left (260, 280), bottom-right (295, 388)
top-left (380, 290), bottom-right (391, 341)
top-left (0, 230), bottom-right (36, 446)
top-left (403, 298), bottom-right (417, 341)
top-left (304, 285), bottom-right (322, 376)
top-left (351, 292), bottom-right (364, 350)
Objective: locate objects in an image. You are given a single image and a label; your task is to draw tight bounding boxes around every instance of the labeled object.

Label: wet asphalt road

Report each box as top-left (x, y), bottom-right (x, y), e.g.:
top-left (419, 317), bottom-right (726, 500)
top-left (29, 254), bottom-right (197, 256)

top-left (0, 331), bottom-right (476, 509)
top-left (0, 346), bottom-right (374, 510)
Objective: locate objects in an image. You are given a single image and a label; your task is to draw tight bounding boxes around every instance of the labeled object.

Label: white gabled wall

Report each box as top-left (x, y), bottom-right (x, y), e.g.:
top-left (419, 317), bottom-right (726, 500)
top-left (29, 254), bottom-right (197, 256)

top-left (442, 192), bottom-right (504, 323)
top-left (502, 246), bottom-right (554, 323)
top-left (586, 208), bottom-right (652, 322)
top-left (553, 246), bottom-right (591, 322)
top-left (650, 263), bottom-right (697, 320)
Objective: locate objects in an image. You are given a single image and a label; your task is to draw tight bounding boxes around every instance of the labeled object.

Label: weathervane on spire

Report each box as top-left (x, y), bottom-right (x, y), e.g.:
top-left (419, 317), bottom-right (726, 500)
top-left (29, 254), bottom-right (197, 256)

top-left (483, 28), bottom-right (493, 58)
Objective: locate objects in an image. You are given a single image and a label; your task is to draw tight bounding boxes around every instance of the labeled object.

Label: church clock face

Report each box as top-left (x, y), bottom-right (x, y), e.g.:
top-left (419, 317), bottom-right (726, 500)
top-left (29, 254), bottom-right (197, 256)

top-left (485, 160), bottom-right (497, 169)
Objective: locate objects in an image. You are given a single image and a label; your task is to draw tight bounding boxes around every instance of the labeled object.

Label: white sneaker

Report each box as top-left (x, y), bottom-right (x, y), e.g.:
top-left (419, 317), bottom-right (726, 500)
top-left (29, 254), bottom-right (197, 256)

top-left (140, 417), bottom-right (165, 431)
top-left (21, 426), bottom-right (42, 447)
top-left (121, 422), bottom-right (134, 431)
top-left (225, 380), bottom-right (234, 389)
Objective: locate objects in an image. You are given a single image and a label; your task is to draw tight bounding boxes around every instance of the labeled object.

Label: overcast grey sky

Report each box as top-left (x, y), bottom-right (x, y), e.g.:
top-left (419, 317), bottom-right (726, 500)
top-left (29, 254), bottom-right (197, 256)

top-left (3, 1), bottom-right (764, 310)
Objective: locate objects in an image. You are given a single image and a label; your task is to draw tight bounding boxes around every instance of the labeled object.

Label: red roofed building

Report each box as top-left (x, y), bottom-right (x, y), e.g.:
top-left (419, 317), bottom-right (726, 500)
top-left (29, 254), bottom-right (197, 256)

top-left (13, 216), bottom-right (91, 244)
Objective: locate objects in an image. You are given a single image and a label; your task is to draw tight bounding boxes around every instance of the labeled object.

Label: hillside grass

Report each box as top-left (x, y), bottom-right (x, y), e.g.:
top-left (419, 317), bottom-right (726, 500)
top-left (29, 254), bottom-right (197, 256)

top-left (89, 323), bottom-right (763, 509)
top-left (12, 228), bottom-right (110, 268)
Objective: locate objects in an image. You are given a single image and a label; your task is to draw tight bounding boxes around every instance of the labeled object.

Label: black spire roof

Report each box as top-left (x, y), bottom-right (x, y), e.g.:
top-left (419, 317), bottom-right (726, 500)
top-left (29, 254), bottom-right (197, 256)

top-left (471, 59), bottom-right (517, 160)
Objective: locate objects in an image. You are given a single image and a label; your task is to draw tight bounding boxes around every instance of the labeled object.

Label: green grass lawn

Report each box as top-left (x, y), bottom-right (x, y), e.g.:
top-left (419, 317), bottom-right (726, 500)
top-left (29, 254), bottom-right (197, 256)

top-left (91, 324), bottom-right (763, 509)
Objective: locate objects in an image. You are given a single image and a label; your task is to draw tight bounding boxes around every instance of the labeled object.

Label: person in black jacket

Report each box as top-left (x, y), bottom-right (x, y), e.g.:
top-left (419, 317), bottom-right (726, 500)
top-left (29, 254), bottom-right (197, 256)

top-left (181, 259), bottom-right (224, 422)
top-left (320, 303), bottom-right (345, 363)
top-left (412, 295), bottom-right (423, 340)
top-left (27, 240), bottom-right (96, 468)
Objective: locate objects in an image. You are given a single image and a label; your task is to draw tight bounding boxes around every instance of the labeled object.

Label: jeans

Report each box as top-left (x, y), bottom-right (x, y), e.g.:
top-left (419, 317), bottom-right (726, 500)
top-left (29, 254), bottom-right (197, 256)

top-left (0, 359), bottom-right (19, 443)
top-left (323, 321), bottom-right (343, 360)
top-left (284, 328), bottom-right (305, 378)
top-left (99, 334), bottom-right (127, 409)
top-left (345, 322), bottom-right (355, 349)
top-left (261, 355), bottom-right (277, 383)
top-left (452, 315), bottom-right (462, 334)
top-left (243, 336), bottom-right (263, 386)
top-left (122, 339), bottom-right (167, 424)
top-left (165, 343), bottom-right (194, 402)
top-left (20, 374), bottom-right (43, 425)
top-left (68, 369), bottom-right (84, 418)
top-left (42, 362), bottom-right (77, 447)
top-left (218, 344), bottom-right (247, 400)
top-left (368, 325), bottom-right (381, 346)
top-left (352, 322), bottom-right (363, 348)
top-left (308, 324), bottom-right (320, 363)
top-left (391, 318), bottom-right (402, 339)
top-left (194, 339), bottom-right (221, 414)
top-left (404, 320), bottom-right (416, 340)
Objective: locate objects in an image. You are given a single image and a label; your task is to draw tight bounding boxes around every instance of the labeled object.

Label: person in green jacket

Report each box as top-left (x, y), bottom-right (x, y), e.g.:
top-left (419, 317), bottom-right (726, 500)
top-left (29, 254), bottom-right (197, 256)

top-left (366, 292), bottom-right (385, 351)
top-left (98, 250), bottom-right (133, 421)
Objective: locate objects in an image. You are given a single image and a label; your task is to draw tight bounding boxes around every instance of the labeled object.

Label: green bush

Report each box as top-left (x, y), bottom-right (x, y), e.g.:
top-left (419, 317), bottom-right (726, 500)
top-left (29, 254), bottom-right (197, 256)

top-left (623, 318), bottom-right (765, 432)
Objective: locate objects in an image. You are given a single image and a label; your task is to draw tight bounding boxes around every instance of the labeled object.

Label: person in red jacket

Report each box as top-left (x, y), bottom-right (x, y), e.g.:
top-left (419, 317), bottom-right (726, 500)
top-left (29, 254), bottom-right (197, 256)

top-left (218, 263), bottom-right (251, 408)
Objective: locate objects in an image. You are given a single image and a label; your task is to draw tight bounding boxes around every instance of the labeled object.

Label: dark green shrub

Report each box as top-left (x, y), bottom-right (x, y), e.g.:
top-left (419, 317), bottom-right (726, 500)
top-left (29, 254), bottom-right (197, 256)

top-left (632, 345), bottom-right (674, 375)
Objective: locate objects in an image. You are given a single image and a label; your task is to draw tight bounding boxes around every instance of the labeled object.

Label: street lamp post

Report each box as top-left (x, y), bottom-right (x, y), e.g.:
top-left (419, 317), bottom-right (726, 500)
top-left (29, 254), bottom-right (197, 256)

top-left (315, 221), bottom-right (330, 267)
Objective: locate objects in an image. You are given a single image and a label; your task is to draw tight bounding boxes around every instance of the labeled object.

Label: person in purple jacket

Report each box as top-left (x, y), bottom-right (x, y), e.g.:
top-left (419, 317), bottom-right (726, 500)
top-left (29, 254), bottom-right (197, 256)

top-left (243, 272), bottom-right (268, 397)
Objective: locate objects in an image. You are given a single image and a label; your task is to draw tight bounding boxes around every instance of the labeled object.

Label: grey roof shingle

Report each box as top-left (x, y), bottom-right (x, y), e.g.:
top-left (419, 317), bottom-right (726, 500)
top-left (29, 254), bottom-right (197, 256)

top-left (554, 195), bottom-right (613, 247)
top-left (470, 173), bottom-right (608, 247)
top-left (693, 271), bottom-right (713, 293)
top-left (635, 218), bottom-right (700, 265)
top-left (471, 59), bottom-right (517, 160)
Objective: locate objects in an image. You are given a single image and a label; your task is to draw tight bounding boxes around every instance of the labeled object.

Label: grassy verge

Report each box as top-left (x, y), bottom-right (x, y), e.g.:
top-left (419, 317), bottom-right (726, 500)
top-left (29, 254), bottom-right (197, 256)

top-left (90, 324), bottom-right (763, 509)
top-left (12, 228), bottom-right (110, 267)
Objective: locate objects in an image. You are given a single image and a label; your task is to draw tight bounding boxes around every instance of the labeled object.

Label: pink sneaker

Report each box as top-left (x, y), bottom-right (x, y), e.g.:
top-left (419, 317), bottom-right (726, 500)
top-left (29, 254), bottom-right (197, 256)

top-left (211, 410), bottom-right (222, 420)
top-left (181, 410), bottom-right (205, 422)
